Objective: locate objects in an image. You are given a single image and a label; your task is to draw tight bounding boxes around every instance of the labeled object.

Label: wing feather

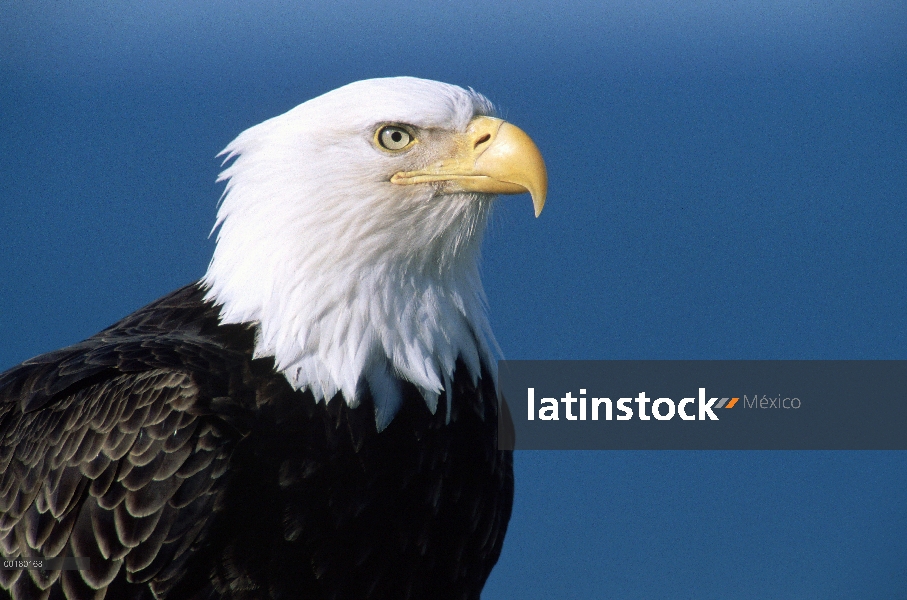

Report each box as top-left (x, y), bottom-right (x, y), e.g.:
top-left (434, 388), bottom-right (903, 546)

top-left (0, 335), bottom-right (246, 600)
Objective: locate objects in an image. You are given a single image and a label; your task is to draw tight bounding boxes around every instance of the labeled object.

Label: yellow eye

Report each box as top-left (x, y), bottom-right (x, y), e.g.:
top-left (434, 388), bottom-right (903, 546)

top-left (377, 126), bottom-right (414, 151)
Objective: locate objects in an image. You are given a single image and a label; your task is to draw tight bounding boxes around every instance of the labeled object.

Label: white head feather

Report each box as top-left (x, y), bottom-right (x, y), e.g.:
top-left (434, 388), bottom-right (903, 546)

top-left (202, 77), bottom-right (500, 429)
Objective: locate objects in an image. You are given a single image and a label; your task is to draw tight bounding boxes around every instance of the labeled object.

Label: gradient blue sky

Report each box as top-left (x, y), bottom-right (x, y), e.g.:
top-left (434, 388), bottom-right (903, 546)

top-left (2, 1), bottom-right (906, 597)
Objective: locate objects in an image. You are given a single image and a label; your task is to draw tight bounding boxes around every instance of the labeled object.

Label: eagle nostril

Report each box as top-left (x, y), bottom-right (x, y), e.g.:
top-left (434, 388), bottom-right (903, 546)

top-left (474, 133), bottom-right (491, 149)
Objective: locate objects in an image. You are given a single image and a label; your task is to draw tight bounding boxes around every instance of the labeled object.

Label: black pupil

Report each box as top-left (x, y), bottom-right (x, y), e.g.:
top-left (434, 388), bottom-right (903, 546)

top-left (391, 131), bottom-right (402, 143)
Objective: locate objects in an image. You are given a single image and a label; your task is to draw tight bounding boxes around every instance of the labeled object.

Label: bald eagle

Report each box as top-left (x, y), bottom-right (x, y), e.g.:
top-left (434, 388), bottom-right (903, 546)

top-left (0, 77), bottom-right (546, 599)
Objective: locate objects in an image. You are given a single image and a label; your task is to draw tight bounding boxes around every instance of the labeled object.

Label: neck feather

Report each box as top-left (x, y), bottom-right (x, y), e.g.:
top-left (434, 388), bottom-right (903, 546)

top-left (202, 190), bottom-right (498, 430)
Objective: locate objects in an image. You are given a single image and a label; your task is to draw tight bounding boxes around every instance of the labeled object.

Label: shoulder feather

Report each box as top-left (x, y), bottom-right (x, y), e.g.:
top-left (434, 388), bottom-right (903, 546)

top-left (0, 285), bottom-right (252, 599)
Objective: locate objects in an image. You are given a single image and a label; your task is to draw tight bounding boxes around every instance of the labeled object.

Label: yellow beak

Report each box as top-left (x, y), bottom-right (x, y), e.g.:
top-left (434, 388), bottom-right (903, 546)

top-left (390, 116), bottom-right (548, 217)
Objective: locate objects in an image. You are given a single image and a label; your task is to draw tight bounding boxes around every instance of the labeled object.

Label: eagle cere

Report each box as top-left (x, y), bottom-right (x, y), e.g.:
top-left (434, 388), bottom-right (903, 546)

top-left (0, 77), bottom-right (546, 600)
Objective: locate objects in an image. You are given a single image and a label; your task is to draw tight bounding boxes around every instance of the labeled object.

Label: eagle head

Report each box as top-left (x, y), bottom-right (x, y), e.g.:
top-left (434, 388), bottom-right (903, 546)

top-left (202, 77), bottom-right (546, 429)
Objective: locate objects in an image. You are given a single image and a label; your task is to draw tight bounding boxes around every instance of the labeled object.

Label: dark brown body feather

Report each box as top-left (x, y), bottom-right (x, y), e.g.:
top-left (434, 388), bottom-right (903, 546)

top-left (0, 283), bottom-right (513, 600)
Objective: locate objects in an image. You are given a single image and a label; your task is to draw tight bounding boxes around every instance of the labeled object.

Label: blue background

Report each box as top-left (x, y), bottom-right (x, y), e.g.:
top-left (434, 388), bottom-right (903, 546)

top-left (2, 1), bottom-right (906, 597)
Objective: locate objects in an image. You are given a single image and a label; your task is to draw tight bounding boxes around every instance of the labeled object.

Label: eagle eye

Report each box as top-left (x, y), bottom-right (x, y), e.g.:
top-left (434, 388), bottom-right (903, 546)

top-left (376, 125), bottom-right (415, 151)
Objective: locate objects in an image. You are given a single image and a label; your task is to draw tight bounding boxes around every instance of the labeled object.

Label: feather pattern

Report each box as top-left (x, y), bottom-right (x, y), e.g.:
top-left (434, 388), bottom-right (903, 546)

top-left (0, 284), bottom-right (513, 599)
